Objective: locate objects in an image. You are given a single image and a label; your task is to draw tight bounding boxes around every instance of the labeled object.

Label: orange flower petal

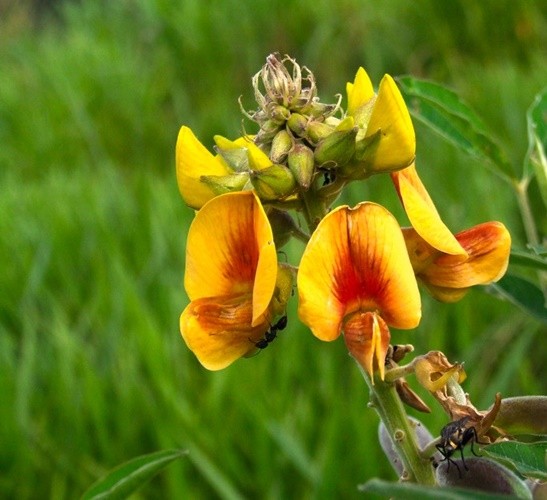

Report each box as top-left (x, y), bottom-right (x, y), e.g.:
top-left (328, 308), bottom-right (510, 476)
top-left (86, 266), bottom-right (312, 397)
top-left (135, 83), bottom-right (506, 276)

top-left (180, 295), bottom-right (268, 370)
top-left (364, 75), bottom-right (416, 172)
top-left (344, 311), bottom-right (391, 381)
top-left (403, 222), bottom-right (511, 302)
top-left (345, 202), bottom-right (422, 329)
top-left (423, 222), bottom-right (511, 288)
top-left (176, 126), bottom-right (231, 209)
top-left (392, 164), bottom-right (467, 256)
top-left (297, 202), bottom-right (421, 341)
top-left (184, 191), bottom-right (277, 326)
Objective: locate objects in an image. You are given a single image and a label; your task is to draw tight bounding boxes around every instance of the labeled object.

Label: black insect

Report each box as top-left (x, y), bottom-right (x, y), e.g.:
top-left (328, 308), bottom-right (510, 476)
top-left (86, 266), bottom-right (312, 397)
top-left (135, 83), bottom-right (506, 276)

top-left (252, 315), bottom-right (288, 349)
top-left (436, 416), bottom-right (486, 477)
top-left (322, 170), bottom-right (336, 186)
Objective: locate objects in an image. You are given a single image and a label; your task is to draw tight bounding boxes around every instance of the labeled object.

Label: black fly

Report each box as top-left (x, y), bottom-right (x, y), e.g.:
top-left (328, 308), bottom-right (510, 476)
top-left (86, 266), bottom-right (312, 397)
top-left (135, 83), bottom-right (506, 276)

top-left (252, 315), bottom-right (288, 349)
top-left (436, 416), bottom-right (485, 477)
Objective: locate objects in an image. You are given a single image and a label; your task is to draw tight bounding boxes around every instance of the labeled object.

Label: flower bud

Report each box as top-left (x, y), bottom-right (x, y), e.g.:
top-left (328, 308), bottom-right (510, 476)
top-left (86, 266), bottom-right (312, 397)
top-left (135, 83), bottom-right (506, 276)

top-left (314, 125), bottom-right (357, 168)
top-left (213, 135), bottom-right (253, 172)
top-left (302, 101), bottom-right (341, 119)
top-left (270, 129), bottom-right (293, 164)
top-left (288, 143), bottom-right (315, 189)
top-left (306, 121), bottom-right (335, 143)
top-left (287, 113), bottom-right (308, 137)
top-left (251, 164), bottom-right (296, 201)
top-left (256, 119), bottom-right (282, 144)
top-left (200, 173), bottom-right (251, 196)
top-left (436, 457), bottom-right (532, 498)
top-left (270, 104), bottom-right (291, 123)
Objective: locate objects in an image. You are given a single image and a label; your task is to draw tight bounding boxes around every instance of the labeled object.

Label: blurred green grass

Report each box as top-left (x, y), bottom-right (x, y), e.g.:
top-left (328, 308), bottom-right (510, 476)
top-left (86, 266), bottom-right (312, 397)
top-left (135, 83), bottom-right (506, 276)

top-left (0, 0), bottom-right (546, 498)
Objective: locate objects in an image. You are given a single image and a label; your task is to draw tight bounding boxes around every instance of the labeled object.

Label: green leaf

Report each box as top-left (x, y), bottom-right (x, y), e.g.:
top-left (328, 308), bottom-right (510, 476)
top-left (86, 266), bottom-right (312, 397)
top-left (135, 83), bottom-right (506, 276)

top-left (397, 76), bottom-right (515, 182)
top-left (524, 88), bottom-right (547, 204)
top-left (486, 274), bottom-right (547, 323)
top-left (483, 441), bottom-right (547, 480)
top-left (509, 249), bottom-right (547, 271)
top-left (81, 449), bottom-right (188, 500)
top-left (359, 478), bottom-right (513, 499)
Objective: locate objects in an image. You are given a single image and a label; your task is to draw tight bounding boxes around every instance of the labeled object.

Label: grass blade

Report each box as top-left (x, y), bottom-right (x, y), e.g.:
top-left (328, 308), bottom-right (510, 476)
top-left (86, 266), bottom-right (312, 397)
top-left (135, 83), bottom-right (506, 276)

top-left (81, 449), bottom-right (188, 500)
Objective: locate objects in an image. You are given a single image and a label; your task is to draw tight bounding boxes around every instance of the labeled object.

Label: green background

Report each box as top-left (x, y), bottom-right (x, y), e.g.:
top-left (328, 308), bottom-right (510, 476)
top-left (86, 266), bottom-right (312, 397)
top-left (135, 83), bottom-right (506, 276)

top-left (1, 0), bottom-right (545, 497)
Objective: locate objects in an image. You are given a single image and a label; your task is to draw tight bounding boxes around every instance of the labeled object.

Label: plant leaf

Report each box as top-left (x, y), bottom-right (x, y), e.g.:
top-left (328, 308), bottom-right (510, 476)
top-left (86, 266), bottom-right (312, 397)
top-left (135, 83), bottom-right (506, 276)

top-left (359, 478), bottom-right (513, 499)
top-left (81, 449), bottom-right (188, 500)
top-left (483, 441), bottom-right (547, 480)
top-left (524, 88), bottom-right (547, 203)
top-left (485, 274), bottom-right (547, 323)
top-left (509, 249), bottom-right (547, 271)
top-left (397, 76), bottom-right (515, 182)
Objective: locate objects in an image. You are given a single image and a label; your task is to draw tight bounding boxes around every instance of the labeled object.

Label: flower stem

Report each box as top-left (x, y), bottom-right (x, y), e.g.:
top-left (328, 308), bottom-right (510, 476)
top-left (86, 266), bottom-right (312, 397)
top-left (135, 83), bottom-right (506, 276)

top-left (514, 178), bottom-right (547, 302)
top-left (301, 185), bottom-right (328, 233)
top-left (514, 178), bottom-right (539, 247)
top-left (355, 361), bottom-right (436, 485)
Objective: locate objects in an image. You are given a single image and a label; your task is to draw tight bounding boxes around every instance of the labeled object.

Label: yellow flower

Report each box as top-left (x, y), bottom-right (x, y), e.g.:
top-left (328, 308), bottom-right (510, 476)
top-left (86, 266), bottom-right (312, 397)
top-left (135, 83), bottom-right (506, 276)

top-left (297, 202), bottom-right (421, 380)
top-left (176, 125), bottom-right (292, 209)
top-left (403, 221), bottom-right (511, 302)
top-left (345, 68), bottom-right (415, 175)
top-left (180, 191), bottom-right (291, 370)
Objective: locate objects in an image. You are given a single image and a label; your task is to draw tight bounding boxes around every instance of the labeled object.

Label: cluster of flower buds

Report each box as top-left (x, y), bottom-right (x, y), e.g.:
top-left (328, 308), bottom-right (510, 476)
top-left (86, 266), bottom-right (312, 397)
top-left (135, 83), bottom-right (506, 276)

top-left (176, 53), bottom-right (416, 212)
top-left (236, 53), bottom-right (415, 200)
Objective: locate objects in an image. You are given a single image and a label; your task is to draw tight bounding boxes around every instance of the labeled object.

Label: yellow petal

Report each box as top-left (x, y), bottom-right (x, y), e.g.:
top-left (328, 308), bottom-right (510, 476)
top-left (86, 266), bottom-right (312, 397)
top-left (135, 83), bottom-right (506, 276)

top-left (297, 205), bottom-right (349, 341)
top-left (176, 126), bottom-right (231, 209)
top-left (184, 192), bottom-right (277, 328)
top-left (297, 202), bottom-right (421, 341)
top-left (180, 295), bottom-right (268, 370)
top-left (213, 134), bottom-right (254, 150)
top-left (364, 75), bottom-right (415, 172)
top-left (346, 67), bottom-right (374, 116)
top-left (247, 141), bottom-right (273, 171)
top-left (251, 197), bottom-right (279, 325)
top-left (393, 164), bottom-right (467, 256)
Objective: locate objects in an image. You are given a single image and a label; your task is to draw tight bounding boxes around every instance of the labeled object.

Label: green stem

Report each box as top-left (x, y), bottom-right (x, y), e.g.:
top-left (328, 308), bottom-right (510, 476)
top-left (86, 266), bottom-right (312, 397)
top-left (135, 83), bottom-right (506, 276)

top-left (301, 185), bottom-right (328, 233)
top-left (355, 361), bottom-right (436, 485)
top-left (514, 178), bottom-right (539, 247)
top-left (514, 178), bottom-right (547, 302)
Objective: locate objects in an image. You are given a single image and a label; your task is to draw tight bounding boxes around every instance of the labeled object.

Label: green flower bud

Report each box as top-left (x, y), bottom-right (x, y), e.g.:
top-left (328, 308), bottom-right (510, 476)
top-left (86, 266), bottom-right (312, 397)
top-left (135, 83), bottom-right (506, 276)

top-left (256, 119), bottom-right (282, 144)
top-left (354, 129), bottom-right (381, 162)
top-left (306, 121), bottom-right (335, 144)
top-left (288, 143), bottom-right (315, 189)
top-left (314, 126), bottom-right (357, 168)
top-left (215, 146), bottom-right (249, 172)
top-left (270, 129), bottom-right (293, 164)
top-left (287, 113), bottom-right (308, 137)
top-left (270, 105), bottom-right (291, 123)
top-left (251, 164), bottom-right (296, 201)
top-left (337, 131), bottom-right (381, 180)
top-left (200, 173), bottom-right (251, 195)
top-left (301, 101), bottom-right (341, 119)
